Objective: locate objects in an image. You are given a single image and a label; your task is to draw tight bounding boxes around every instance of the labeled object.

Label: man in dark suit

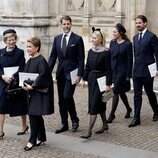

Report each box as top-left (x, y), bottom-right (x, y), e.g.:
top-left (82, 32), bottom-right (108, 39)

top-left (128, 15), bottom-right (158, 127)
top-left (48, 15), bottom-right (85, 133)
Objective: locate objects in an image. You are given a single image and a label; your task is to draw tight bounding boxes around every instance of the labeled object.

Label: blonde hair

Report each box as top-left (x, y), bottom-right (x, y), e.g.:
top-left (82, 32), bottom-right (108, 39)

top-left (3, 33), bottom-right (18, 43)
top-left (93, 30), bottom-right (106, 46)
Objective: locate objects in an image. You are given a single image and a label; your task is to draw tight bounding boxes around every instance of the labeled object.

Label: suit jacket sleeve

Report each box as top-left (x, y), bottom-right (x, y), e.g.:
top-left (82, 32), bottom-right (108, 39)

top-left (48, 37), bottom-right (58, 73)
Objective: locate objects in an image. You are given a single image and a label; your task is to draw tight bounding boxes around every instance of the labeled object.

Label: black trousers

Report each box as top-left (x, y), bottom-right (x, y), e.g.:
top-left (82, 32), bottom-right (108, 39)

top-left (29, 115), bottom-right (46, 145)
top-left (133, 77), bottom-right (158, 120)
top-left (57, 71), bottom-right (79, 126)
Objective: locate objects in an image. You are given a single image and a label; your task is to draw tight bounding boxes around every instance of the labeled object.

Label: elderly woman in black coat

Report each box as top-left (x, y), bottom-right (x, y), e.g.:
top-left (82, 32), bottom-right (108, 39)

top-left (0, 29), bottom-right (28, 140)
top-left (23, 37), bottom-right (54, 151)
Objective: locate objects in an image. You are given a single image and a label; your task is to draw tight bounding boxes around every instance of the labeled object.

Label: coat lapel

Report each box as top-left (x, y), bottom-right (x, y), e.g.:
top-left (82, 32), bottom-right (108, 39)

top-left (67, 32), bottom-right (75, 47)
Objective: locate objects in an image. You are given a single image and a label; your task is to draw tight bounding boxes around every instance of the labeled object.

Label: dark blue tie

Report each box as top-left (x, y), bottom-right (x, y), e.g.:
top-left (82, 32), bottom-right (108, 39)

top-left (139, 32), bottom-right (142, 42)
top-left (62, 34), bottom-right (67, 57)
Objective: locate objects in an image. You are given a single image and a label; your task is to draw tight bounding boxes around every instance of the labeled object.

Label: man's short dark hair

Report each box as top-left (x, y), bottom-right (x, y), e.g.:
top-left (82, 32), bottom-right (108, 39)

top-left (135, 15), bottom-right (148, 23)
top-left (60, 15), bottom-right (72, 24)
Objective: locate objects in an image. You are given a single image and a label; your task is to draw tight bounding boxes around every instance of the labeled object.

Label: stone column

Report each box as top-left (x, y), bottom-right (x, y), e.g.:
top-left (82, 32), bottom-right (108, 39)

top-left (141, 0), bottom-right (147, 15)
top-left (115, 0), bottom-right (125, 23)
top-left (0, 1), bottom-right (3, 15)
top-left (130, 0), bottom-right (136, 40)
top-left (82, 0), bottom-right (92, 53)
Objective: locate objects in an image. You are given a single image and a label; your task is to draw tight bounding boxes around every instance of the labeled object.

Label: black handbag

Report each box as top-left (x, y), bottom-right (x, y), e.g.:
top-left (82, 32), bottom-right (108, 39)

top-left (6, 79), bottom-right (25, 96)
top-left (7, 87), bottom-right (24, 96)
top-left (23, 79), bottom-right (34, 86)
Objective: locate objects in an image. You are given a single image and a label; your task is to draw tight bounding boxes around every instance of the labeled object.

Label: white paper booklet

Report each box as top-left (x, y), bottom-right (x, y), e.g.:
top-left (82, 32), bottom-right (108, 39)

top-left (148, 62), bottom-right (157, 77)
top-left (97, 76), bottom-right (106, 92)
top-left (19, 72), bottom-right (39, 87)
top-left (70, 68), bottom-right (78, 85)
top-left (3, 66), bottom-right (19, 77)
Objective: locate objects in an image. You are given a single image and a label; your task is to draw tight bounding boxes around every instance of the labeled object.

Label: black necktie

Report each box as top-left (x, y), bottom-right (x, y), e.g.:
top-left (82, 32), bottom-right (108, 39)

top-left (139, 32), bottom-right (142, 42)
top-left (62, 34), bottom-right (67, 57)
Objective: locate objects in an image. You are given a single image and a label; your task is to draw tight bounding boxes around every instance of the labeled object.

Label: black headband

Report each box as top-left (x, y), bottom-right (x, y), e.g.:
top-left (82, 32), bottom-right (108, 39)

top-left (92, 27), bottom-right (103, 43)
top-left (92, 27), bottom-right (101, 32)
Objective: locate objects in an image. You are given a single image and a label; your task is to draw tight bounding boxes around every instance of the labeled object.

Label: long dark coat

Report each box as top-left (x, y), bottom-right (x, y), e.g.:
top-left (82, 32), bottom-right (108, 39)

top-left (24, 55), bottom-right (54, 115)
top-left (83, 48), bottom-right (112, 115)
top-left (110, 40), bottom-right (133, 93)
top-left (0, 46), bottom-right (27, 116)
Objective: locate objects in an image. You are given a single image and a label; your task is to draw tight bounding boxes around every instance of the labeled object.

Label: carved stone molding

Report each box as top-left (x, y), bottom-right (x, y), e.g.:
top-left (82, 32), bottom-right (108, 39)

top-left (68, 0), bottom-right (84, 11)
top-left (101, 0), bottom-right (116, 9)
top-left (96, 0), bottom-right (116, 11)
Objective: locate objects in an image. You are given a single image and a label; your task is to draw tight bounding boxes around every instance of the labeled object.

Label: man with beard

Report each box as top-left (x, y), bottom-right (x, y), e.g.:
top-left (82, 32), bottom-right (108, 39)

top-left (48, 15), bottom-right (85, 133)
top-left (128, 15), bottom-right (158, 127)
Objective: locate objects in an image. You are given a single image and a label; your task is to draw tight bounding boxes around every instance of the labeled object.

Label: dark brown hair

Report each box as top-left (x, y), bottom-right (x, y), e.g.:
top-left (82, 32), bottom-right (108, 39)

top-left (135, 15), bottom-right (148, 23)
top-left (27, 37), bottom-right (41, 52)
top-left (60, 15), bottom-right (72, 24)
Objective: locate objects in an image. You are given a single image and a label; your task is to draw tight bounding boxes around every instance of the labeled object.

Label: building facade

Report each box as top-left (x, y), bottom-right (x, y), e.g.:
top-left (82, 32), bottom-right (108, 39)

top-left (0, 0), bottom-right (157, 59)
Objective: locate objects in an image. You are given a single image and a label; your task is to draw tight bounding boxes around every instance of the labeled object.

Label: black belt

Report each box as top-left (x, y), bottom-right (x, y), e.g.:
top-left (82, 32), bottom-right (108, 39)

top-left (91, 70), bottom-right (103, 73)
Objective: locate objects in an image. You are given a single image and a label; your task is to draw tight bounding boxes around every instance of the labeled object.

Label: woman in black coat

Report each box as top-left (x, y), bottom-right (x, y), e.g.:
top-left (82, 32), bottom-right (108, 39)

top-left (0, 29), bottom-right (28, 140)
top-left (23, 37), bottom-right (54, 151)
top-left (107, 23), bottom-right (133, 123)
top-left (80, 27), bottom-right (112, 139)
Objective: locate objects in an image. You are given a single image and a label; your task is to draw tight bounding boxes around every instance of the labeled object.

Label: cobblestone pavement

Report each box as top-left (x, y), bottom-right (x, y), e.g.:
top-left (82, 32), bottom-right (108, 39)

top-left (0, 137), bottom-right (105, 158)
top-left (3, 82), bottom-right (158, 157)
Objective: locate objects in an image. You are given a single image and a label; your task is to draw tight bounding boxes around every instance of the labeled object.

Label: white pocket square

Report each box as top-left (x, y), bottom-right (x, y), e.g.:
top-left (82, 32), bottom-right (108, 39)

top-left (70, 44), bottom-right (76, 46)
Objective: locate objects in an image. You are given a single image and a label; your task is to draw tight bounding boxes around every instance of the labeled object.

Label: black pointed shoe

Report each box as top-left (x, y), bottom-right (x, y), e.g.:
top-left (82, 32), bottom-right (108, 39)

top-left (128, 118), bottom-right (140, 128)
top-left (55, 124), bottom-right (68, 134)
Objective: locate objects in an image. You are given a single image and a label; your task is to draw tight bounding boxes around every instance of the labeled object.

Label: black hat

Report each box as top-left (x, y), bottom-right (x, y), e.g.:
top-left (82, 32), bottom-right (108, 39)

top-left (115, 23), bottom-right (126, 34)
top-left (3, 29), bottom-right (16, 36)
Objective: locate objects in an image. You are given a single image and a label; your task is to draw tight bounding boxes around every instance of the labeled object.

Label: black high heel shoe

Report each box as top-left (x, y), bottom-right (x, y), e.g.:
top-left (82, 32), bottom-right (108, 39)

top-left (17, 126), bottom-right (29, 135)
top-left (0, 132), bottom-right (5, 140)
top-left (95, 125), bottom-right (109, 134)
top-left (125, 108), bottom-right (132, 118)
top-left (80, 132), bottom-right (92, 139)
top-left (24, 142), bottom-right (34, 151)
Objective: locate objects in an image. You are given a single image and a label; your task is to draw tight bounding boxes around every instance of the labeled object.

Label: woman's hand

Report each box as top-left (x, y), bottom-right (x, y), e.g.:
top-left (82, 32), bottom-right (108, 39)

top-left (105, 85), bottom-right (111, 92)
top-left (23, 83), bottom-right (33, 91)
top-left (2, 75), bottom-right (13, 84)
top-left (81, 80), bottom-right (86, 88)
top-left (75, 76), bottom-right (81, 85)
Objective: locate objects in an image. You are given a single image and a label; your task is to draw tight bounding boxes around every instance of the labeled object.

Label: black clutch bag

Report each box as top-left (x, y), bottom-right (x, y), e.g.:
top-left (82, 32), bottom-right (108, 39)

top-left (23, 79), bottom-right (34, 86)
top-left (6, 79), bottom-right (24, 97)
top-left (7, 87), bottom-right (24, 96)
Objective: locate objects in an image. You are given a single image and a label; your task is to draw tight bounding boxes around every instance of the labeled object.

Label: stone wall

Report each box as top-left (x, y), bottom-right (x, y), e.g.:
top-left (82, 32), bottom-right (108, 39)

top-left (0, 0), bottom-right (157, 59)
